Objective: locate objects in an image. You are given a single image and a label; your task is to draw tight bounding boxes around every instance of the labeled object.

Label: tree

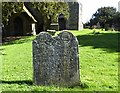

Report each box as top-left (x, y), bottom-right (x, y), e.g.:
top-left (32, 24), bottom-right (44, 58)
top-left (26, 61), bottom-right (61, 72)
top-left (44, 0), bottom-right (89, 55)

top-left (29, 2), bottom-right (69, 30)
top-left (89, 7), bottom-right (116, 29)
top-left (2, 2), bottom-right (69, 30)
top-left (113, 12), bottom-right (120, 30)
top-left (2, 2), bottom-right (23, 25)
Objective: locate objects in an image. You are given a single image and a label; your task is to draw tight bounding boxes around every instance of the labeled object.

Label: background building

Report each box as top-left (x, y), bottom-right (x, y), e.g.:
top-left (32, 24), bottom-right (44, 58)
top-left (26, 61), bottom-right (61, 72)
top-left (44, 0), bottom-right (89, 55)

top-left (3, 2), bottom-right (83, 37)
top-left (79, 3), bottom-right (83, 30)
top-left (67, 2), bottom-right (83, 30)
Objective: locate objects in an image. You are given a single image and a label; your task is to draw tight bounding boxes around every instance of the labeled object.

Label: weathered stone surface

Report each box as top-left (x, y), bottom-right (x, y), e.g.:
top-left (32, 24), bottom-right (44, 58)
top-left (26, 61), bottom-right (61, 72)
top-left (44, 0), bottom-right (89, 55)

top-left (33, 31), bottom-right (80, 86)
top-left (67, 2), bottom-right (83, 30)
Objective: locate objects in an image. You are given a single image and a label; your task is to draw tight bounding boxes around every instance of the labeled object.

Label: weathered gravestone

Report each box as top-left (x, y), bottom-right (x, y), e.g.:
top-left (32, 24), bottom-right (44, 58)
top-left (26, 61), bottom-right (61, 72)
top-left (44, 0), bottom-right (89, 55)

top-left (33, 31), bottom-right (80, 86)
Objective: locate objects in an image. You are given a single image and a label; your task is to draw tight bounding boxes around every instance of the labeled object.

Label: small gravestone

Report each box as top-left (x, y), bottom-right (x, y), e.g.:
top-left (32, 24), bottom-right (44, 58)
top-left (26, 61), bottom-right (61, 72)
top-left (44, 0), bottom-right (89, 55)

top-left (32, 31), bottom-right (80, 86)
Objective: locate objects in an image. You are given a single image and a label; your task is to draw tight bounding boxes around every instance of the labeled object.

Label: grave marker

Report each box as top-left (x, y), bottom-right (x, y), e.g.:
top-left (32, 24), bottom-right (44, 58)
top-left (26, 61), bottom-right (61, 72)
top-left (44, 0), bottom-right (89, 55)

top-left (33, 31), bottom-right (80, 86)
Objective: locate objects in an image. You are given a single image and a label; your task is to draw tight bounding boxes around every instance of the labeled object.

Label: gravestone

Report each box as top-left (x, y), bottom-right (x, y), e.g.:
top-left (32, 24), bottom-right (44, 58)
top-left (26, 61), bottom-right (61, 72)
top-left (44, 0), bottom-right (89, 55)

top-left (32, 31), bottom-right (80, 86)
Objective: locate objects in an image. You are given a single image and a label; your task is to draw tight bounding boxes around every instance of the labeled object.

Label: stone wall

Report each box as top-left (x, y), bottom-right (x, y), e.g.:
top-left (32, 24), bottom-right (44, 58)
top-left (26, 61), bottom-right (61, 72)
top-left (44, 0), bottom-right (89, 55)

top-left (67, 2), bottom-right (83, 30)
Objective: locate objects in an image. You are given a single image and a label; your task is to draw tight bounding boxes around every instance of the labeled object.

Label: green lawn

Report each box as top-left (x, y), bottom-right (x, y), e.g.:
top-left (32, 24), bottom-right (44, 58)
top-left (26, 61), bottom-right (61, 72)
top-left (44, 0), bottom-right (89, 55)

top-left (1, 29), bottom-right (119, 92)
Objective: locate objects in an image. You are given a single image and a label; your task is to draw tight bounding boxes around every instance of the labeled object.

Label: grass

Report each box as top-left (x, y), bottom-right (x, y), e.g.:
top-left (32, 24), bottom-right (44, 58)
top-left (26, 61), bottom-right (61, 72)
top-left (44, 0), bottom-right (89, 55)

top-left (1, 29), bottom-right (119, 92)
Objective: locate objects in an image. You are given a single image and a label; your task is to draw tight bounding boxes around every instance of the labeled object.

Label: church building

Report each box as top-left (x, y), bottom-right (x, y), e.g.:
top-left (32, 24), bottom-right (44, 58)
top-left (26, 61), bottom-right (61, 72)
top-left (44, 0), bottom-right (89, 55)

top-left (3, 1), bottom-right (83, 37)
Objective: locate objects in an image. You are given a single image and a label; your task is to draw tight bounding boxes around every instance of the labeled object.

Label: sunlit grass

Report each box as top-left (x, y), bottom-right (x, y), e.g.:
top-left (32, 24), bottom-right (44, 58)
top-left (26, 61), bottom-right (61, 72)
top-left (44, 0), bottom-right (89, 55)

top-left (1, 29), bottom-right (119, 91)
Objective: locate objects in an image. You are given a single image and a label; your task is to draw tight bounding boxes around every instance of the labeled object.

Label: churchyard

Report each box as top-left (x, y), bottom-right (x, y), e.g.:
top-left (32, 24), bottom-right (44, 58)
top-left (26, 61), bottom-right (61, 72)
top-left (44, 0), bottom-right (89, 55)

top-left (1, 29), bottom-right (119, 91)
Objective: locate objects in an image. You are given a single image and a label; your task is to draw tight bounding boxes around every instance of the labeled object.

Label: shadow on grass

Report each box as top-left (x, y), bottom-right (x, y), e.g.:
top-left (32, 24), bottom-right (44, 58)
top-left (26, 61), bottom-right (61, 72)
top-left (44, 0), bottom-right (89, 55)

top-left (0, 48), bottom-right (7, 55)
top-left (77, 32), bottom-right (120, 53)
top-left (2, 36), bottom-right (36, 46)
top-left (2, 80), bottom-right (89, 89)
top-left (2, 80), bottom-right (33, 85)
top-left (68, 82), bottom-right (89, 89)
top-left (1, 53), bottom-right (7, 55)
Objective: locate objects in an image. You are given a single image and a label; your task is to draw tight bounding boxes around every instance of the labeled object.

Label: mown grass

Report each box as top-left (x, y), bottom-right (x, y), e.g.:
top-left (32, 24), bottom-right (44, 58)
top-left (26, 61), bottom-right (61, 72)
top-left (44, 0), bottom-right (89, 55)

top-left (1, 29), bottom-right (119, 92)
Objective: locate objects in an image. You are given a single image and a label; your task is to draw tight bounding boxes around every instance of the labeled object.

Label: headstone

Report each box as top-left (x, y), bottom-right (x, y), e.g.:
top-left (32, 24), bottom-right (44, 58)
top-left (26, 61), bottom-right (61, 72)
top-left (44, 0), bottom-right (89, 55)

top-left (32, 31), bottom-right (80, 86)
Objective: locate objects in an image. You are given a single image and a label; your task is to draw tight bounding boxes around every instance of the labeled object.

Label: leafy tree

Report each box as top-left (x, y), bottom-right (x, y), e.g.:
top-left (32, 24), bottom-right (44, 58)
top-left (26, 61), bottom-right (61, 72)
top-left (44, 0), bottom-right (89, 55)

top-left (2, 2), bottom-right (69, 29)
top-left (2, 2), bottom-right (23, 25)
top-left (29, 2), bottom-right (69, 30)
top-left (113, 12), bottom-right (120, 30)
top-left (28, 2), bottom-right (69, 22)
top-left (89, 7), bottom-right (116, 29)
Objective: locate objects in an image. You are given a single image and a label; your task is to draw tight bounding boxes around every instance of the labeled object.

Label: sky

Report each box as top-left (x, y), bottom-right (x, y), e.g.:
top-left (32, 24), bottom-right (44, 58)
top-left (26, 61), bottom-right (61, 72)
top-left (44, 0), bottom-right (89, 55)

top-left (77, 0), bottom-right (120, 23)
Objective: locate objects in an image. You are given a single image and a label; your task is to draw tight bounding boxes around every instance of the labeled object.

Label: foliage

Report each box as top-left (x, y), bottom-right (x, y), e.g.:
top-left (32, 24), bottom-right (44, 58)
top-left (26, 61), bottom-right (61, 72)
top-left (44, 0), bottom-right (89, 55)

top-left (27, 2), bottom-right (69, 23)
top-left (88, 7), bottom-right (117, 29)
top-left (2, 29), bottom-right (119, 91)
top-left (113, 12), bottom-right (120, 23)
top-left (112, 12), bottom-right (120, 30)
top-left (2, 2), bottom-right (69, 26)
top-left (2, 2), bottom-right (23, 25)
